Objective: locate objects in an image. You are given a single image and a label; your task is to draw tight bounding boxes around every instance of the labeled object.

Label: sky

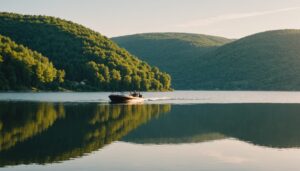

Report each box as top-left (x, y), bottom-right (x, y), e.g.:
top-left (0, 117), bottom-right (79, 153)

top-left (1, 0), bottom-right (300, 38)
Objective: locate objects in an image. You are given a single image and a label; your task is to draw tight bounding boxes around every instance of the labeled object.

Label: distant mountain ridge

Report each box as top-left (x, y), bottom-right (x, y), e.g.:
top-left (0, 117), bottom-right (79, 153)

top-left (113, 30), bottom-right (300, 90)
top-left (113, 33), bottom-right (232, 89)
top-left (2, 11), bottom-right (300, 91)
top-left (114, 32), bottom-right (233, 47)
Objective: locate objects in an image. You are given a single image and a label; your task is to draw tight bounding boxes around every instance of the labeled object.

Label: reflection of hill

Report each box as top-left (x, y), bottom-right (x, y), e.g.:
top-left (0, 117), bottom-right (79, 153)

top-left (0, 102), bottom-right (65, 151)
top-left (123, 104), bottom-right (300, 148)
top-left (0, 102), bottom-right (170, 166)
top-left (125, 133), bottom-right (226, 144)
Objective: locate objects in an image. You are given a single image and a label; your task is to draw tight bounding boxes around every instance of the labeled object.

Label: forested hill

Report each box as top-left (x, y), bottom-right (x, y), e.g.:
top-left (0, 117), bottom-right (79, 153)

top-left (113, 30), bottom-right (300, 90)
top-left (113, 33), bottom-right (232, 47)
top-left (112, 33), bottom-right (232, 89)
top-left (0, 34), bottom-right (64, 90)
top-left (189, 29), bottom-right (300, 90)
top-left (0, 12), bottom-right (171, 91)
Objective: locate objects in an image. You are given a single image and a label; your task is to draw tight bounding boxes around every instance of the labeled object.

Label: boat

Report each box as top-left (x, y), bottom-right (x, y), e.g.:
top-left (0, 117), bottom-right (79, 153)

top-left (109, 92), bottom-right (144, 103)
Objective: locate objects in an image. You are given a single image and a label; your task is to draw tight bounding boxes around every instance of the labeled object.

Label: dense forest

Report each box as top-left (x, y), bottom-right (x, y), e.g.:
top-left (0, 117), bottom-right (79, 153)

top-left (194, 30), bottom-right (300, 90)
top-left (113, 33), bottom-right (232, 89)
top-left (0, 12), bottom-right (171, 91)
top-left (114, 30), bottom-right (300, 90)
top-left (3, 12), bottom-right (300, 91)
top-left (0, 35), bottom-right (64, 90)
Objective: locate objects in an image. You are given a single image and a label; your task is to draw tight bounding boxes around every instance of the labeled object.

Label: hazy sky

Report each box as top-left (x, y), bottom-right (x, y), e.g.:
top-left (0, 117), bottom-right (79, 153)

top-left (1, 0), bottom-right (300, 38)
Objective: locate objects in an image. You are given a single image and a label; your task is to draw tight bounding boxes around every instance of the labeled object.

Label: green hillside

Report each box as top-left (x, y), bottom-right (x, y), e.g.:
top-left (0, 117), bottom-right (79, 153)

top-left (0, 13), bottom-right (171, 91)
top-left (192, 29), bottom-right (300, 90)
top-left (114, 30), bottom-right (300, 90)
top-left (112, 33), bottom-right (232, 89)
top-left (0, 34), bottom-right (64, 90)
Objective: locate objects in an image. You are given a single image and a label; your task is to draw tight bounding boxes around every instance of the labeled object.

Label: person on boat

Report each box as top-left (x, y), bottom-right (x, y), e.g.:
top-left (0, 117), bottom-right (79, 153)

top-left (131, 90), bottom-right (138, 97)
top-left (130, 91), bottom-right (143, 98)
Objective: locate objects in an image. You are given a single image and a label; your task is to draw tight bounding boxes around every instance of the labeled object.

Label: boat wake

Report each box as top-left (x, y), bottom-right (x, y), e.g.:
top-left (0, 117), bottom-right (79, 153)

top-left (146, 97), bottom-right (170, 101)
top-left (2, 91), bottom-right (300, 104)
top-left (145, 97), bottom-right (210, 103)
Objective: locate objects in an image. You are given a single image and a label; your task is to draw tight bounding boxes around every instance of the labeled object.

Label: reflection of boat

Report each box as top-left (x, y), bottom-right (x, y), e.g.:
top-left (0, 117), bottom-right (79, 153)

top-left (109, 92), bottom-right (144, 103)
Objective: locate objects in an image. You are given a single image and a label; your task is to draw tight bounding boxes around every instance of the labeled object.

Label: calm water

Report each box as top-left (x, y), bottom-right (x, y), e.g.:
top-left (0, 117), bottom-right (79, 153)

top-left (2, 91), bottom-right (300, 103)
top-left (1, 91), bottom-right (300, 171)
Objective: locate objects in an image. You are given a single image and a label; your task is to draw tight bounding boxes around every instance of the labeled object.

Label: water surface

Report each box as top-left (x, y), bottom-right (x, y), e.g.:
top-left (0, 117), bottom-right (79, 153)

top-left (2, 91), bottom-right (300, 103)
top-left (1, 91), bottom-right (300, 171)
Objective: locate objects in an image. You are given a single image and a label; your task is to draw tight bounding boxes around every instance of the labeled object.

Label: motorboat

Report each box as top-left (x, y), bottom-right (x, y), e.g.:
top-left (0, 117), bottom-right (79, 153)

top-left (109, 92), bottom-right (144, 103)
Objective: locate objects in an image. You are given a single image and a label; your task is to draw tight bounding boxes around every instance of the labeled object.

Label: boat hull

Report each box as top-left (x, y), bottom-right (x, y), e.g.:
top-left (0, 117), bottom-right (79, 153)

top-left (109, 94), bottom-right (144, 103)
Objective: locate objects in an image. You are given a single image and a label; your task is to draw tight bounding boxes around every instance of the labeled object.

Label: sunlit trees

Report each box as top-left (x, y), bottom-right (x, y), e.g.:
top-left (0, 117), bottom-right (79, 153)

top-left (0, 34), bottom-right (64, 90)
top-left (0, 12), bottom-right (172, 91)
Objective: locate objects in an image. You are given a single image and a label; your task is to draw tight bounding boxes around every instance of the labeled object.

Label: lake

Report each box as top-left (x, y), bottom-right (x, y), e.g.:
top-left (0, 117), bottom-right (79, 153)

top-left (1, 91), bottom-right (300, 171)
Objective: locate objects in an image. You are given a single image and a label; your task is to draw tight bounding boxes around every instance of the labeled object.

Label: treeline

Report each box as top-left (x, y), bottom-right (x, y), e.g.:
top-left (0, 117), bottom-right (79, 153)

top-left (0, 35), bottom-right (64, 90)
top-left (113, 33), bottom-right (232, 89)
top-left (113, 30), bottom-right (300, 90)
top-left (0, 12), bottom-right (171, 91)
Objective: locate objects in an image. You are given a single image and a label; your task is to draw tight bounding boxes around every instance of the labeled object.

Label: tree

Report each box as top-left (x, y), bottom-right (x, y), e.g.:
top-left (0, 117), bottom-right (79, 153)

top-left (160, 73), bottom-right (171, 90)
top-left (57, 70), bottom-right (65, 83)
top-left (132, 75), bottom-right (141, 90)
top-left (141, 79), bottom-right (151, 90)
top-left (123, 75), bottom-right (132, 90)
top-left (111, 69), bottom-right (121, 90)
top-left (151, 79), bottom-right (162, 90)
top-left (0, 34), bottom-right (61, 90)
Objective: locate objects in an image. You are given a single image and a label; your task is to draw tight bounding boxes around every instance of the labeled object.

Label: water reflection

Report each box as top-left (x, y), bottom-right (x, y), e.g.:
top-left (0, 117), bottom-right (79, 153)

top-left (124, 104), bottom-right (300, 148)
top-left (0, 102), bottom-right (65, 151)
top-left (3, 103), bottom-right (300, 169)
top-left (0, 102), bottom-right (171, 167)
